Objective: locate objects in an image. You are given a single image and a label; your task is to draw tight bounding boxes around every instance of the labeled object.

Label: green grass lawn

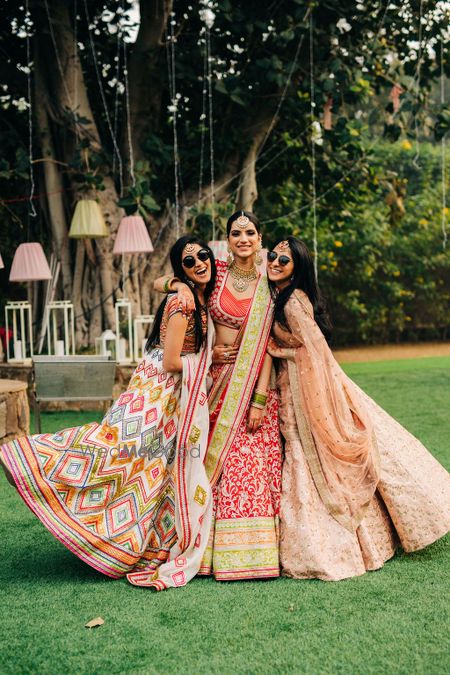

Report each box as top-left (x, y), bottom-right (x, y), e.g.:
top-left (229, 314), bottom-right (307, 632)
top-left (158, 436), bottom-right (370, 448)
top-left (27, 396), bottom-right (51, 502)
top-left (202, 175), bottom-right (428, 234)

top-left (1, 357), bottom-right (449, 674)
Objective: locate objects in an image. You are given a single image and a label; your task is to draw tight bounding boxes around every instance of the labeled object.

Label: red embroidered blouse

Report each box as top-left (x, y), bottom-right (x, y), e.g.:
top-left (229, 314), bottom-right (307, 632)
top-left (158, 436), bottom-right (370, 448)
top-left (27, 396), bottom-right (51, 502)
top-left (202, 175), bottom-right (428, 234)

top-left (208, 260), bottom-right (255, 329)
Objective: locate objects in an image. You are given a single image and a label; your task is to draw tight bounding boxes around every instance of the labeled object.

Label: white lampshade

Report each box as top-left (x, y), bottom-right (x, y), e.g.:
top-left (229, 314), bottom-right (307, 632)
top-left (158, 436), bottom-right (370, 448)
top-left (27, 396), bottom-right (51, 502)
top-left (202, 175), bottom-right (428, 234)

top-left (69, 200), bottom-right (108, 238)
top-left (113, 215), bottom-right (154, 254)
top-left (9, 243), bottom-right (52, 282)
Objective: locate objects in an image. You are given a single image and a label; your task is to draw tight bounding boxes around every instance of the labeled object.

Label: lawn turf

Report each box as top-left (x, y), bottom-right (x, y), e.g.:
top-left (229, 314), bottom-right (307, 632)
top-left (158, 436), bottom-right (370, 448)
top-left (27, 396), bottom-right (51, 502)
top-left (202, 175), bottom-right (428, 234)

top-left (1, 357), bottom-right (449, 674)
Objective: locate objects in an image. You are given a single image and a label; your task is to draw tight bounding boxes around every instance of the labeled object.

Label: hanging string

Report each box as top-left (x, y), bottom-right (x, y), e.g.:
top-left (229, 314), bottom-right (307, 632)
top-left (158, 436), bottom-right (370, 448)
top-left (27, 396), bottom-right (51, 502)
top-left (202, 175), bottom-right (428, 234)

top-left (112, 12), bottom-right (122, 182)
top-left (166, 18), bottom-right (180, 236)
top-left (25, 0), bottom-right (36, 218)
top-left (309, 11), bottom-right (318, 280)
top-left (198, 32), bottom-right (208, 203)
top-left (83, 0), bottom-right (123, 195)
top-left (123, 39), bottom-right (136, 190)
top-left (412, 0), bottom-right (424, 169)
top-left (73, 0), bottom-right (78, 116)
top-left (440, 39), bottom-right (447, 250)
top-left (206, 25), bottom-right (216, 239)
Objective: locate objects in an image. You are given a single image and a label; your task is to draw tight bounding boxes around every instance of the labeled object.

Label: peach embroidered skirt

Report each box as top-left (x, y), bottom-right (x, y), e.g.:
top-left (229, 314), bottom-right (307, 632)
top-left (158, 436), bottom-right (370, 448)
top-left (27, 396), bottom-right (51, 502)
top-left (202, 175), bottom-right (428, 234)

top-left (278, 362), bottom-right (450, 581)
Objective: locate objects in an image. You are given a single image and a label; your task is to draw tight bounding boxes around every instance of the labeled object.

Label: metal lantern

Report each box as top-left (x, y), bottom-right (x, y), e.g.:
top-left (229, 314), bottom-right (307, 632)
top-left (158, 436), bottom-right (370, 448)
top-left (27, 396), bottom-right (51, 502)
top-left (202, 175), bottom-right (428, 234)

top-left (115, 299), bottom-right (133, 364)
top-left (95, 329), bottom-right (117, 359)
top-left (5, 301), bottom-right (34, 363)
top-left (133, 314), bottom-right (155, 362)
top-left (46, 301), bottom-right (75, 356)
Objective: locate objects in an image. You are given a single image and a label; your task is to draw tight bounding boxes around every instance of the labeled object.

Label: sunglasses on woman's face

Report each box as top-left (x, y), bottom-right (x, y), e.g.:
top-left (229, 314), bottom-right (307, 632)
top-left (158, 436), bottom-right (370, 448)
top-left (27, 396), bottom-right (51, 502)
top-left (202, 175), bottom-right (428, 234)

top-left (267, 251), bottom-right (292, 266)
top-left (182, 249), bottom-right (211, 268)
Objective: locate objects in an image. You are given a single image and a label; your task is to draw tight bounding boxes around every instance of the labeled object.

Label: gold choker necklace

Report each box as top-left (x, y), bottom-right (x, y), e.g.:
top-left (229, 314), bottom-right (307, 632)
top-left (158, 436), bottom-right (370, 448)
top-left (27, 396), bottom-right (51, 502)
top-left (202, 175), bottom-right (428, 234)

top-left (228, 261), bottom-right (258, 292)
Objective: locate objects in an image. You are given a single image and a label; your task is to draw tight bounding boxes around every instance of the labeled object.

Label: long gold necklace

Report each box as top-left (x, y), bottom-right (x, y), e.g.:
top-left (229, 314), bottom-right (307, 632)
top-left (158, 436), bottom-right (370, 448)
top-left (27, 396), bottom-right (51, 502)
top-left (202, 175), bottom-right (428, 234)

top-left (228, 260), bottom-right (258, 293)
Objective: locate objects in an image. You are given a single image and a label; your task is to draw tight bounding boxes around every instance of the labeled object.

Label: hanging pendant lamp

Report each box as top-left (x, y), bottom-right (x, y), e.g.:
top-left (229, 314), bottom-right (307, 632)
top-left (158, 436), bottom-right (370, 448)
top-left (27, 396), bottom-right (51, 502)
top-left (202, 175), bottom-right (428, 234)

top-left (9, 243), bottom-right (52, 281)
top-left (113, 215), bottom-right (154, 254)
top-left (69, 199), bottom-right (108, 238)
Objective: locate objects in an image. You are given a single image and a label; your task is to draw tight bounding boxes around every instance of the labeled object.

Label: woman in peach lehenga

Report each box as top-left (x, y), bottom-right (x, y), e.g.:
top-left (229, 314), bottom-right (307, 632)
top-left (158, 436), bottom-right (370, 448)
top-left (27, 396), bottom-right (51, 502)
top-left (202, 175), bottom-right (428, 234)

top-left (267, 236), bottom-right (450, 581)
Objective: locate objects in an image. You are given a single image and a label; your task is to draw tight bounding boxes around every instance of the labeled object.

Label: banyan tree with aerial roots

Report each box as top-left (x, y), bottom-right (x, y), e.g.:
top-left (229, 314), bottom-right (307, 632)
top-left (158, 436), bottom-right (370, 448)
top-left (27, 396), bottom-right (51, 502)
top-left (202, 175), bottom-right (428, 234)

top-left (0, 0), bottom-right (448, 347)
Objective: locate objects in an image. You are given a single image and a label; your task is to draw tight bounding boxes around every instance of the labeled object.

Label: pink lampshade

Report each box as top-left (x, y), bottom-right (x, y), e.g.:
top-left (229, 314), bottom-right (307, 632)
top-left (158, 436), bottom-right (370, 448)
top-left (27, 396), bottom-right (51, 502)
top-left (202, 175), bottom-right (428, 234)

top-left (9, 243), bottom-right (52, 282)
top-left (0, 253), bottom-right (4, 270)
top-left (208, 240), bottom-right (228, 262)
top-left (113, 215), bottom-right (154, 254)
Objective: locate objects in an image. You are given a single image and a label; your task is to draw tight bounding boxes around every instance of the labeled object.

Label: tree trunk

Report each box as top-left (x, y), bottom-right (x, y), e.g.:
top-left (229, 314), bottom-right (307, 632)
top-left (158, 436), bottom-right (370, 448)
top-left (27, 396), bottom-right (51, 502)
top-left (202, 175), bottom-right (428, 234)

top-left (34, 50), bottom-right (72, 300)
top-left (236, 115), bottom-right (275, 211)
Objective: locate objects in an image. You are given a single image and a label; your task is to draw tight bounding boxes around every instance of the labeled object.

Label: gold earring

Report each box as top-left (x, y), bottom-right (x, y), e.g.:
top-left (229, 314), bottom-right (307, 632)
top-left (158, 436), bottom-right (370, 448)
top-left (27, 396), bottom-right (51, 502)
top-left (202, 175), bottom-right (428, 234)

top-left (227, 245), bottom-right (234, 268)
top-left (255, 242), bottom-right (263, 266)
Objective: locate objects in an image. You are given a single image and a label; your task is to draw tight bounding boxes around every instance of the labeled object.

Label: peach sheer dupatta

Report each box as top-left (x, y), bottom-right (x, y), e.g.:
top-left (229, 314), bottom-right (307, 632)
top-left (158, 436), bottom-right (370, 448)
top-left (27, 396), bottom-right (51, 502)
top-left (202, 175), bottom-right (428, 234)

top-left (272, 290), bottom-right (380, 531)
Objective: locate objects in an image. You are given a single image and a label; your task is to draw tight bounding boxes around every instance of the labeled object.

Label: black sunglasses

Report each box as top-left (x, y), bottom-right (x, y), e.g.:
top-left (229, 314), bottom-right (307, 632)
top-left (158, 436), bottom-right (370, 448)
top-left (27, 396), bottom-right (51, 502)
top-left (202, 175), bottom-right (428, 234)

top-left (182, 248), bottom-right (211, 268)
top-left (267, 251), bottom-right (292, 266)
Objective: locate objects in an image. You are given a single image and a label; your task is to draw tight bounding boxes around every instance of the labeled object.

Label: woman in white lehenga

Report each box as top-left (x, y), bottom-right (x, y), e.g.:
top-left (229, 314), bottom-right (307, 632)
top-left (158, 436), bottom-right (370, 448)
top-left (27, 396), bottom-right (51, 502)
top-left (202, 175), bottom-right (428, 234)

top-left (266, 236), bottom-right (450, 581)
top-left (1, 236), bottom-right (217, 591)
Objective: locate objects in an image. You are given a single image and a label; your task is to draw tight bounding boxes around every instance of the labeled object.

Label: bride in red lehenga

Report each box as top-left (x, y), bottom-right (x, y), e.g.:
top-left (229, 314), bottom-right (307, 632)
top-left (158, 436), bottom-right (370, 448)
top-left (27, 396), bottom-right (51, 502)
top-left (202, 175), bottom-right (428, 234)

top-left (155, 211), bottom-right (282, 581)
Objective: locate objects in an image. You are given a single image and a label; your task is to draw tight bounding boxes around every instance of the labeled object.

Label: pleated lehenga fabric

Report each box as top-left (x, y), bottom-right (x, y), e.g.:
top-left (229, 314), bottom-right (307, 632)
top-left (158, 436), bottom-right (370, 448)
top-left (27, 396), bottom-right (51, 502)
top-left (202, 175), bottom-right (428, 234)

top-left (273, 291), bottom-right (450, 581)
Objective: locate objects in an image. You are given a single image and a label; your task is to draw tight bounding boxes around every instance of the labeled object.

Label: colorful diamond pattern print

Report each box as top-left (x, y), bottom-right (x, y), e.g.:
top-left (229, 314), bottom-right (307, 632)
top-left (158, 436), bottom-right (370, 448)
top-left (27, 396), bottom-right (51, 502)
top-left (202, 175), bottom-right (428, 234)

top-left (108, 406), bottom-right (125, 425)
top-left (107, 494), bottom-right (139, 535)
top-left (50, 452), bottom-right (93, 486)
top-left (78, 483), bottom-right (113, 512)
top-left (122, 416), bottom-right (142, 441)
top-left (130, 396), bottom-right (144, 413)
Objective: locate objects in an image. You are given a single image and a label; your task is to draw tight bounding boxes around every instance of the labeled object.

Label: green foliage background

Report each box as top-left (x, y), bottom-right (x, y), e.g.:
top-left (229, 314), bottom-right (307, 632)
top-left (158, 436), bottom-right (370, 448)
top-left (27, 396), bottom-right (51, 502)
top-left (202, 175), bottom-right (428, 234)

top-left (258, 141), bottom-right (449, 346)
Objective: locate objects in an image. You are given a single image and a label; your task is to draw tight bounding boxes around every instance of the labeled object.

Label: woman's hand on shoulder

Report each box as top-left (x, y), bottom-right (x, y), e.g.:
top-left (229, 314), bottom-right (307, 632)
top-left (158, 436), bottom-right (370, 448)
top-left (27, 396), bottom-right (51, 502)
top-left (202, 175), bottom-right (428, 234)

top-left (176, 283), bottom-right (195, 315)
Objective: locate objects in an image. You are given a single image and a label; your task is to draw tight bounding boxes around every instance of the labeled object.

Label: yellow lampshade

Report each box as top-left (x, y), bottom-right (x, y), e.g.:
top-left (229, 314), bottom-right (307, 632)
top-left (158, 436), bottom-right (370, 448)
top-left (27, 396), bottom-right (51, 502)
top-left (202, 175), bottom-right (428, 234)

top-left (69, 200), bottom-right (108, 238)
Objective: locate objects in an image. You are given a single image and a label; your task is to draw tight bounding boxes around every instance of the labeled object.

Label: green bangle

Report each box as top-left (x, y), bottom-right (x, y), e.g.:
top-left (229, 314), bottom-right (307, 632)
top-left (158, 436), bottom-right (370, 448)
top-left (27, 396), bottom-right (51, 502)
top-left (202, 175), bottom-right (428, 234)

top-left (163, 278), bottom-right (172, 293)
top-left (251, 392), bottom-right (267, 406)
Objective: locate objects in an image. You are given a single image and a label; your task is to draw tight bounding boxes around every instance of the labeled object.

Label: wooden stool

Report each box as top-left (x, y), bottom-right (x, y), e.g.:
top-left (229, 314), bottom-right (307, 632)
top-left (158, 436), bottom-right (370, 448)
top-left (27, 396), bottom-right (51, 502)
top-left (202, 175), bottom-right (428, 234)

top-left (0, 379), bottom-right (30, 444)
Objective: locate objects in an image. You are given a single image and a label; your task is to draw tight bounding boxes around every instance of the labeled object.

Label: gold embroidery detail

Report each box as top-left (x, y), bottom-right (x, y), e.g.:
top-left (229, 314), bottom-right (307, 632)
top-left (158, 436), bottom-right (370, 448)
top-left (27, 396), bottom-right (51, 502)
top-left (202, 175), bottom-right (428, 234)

top-left (194, 485), bottom-right (207, 506)
top-left (189, 425), bottom-right (201, 445)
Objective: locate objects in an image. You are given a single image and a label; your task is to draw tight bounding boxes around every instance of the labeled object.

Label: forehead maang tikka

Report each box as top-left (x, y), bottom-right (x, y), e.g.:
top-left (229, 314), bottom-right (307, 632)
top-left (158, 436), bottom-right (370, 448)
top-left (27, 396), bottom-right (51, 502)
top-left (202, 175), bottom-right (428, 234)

top-left (279, 240), bottom-right (290, 250)
top-left (234, 211), bottom-right (250, 229)
top-left (183, 242), bottom-right (196, 253)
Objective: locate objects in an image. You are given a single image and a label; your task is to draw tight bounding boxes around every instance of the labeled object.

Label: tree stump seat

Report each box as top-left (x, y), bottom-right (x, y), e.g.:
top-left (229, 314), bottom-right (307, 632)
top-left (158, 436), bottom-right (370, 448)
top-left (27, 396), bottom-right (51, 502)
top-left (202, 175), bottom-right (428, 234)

top-left (0, 379), bottom-right (30, 444)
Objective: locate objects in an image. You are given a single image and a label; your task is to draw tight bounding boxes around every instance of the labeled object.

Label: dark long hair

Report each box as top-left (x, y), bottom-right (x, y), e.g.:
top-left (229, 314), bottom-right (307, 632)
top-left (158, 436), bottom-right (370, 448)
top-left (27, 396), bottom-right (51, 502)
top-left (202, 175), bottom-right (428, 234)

top-left (146, 235), bottom-right (217, 353)
top-left (226, 210), bottom-right (261, 235)
top-left (268, 236), bottom-right (332, 342)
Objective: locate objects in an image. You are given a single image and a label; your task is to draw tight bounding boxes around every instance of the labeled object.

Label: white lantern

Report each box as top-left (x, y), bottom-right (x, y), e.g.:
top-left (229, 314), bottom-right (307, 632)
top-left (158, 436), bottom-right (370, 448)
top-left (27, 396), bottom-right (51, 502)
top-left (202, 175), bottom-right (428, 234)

top-left (5, 301), bottom-right (34, 364)
top-left (46, 300), bottom-right (75, 357)
top-left (133, 314), bottom-right (155, 362)
top-left (95, 329), bottom-right (116, 359)
top-left (114, 299), bottom-right (133, 364)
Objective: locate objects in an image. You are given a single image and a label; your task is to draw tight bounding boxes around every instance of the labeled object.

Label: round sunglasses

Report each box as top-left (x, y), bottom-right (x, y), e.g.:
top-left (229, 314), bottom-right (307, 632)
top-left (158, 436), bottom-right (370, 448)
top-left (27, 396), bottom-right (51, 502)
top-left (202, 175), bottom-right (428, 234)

top-left (267, 250), bottom-right (292, 266)
top-left (182, 248), bottom-right (211, 268)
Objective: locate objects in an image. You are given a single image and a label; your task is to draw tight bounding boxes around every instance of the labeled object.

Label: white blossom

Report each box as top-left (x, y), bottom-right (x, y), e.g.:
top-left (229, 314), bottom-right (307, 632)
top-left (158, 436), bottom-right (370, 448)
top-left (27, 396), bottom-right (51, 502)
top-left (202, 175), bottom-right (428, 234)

top-left (199, 8), bottom-right (215, 28)
top-left (311, 120), bottom-right (323, 146)
top-left (337, 18), bottom-right (352, 33)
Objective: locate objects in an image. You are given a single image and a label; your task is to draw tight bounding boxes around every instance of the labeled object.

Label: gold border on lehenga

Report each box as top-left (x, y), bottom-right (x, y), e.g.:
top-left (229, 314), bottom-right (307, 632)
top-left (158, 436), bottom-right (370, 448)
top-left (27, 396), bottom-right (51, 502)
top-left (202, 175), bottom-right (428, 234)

top-left (204, 275), bottom-right (272, 485)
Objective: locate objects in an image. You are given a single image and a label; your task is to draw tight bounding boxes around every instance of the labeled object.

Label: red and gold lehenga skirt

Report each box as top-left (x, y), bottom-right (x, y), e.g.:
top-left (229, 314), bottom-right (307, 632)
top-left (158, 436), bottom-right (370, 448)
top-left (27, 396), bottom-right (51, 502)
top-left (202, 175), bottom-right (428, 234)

top-left (199, 363), bottom-right (282, 580)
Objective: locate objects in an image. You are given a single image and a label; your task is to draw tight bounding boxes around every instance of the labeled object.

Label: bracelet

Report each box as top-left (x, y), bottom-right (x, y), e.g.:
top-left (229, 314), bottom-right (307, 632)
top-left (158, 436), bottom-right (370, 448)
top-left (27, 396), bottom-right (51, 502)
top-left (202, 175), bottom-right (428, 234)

top-left (251, 392), bottom-right (267, 407)
top-left (163, 278), bottom-right (172, 293)
top-left (250, 402), bottom-right (265, 410)
top-left (254, 388), bottom-right (268, 397)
